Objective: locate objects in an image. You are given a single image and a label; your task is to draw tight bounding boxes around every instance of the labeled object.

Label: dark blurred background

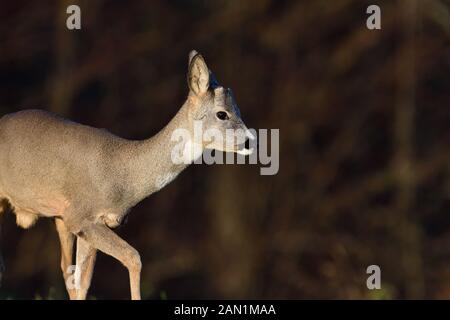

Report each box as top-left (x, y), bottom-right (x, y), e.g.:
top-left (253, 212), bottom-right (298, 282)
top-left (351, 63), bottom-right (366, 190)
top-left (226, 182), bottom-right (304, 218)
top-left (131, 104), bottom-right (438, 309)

top-left (0, 0), bottom-right (449, 299)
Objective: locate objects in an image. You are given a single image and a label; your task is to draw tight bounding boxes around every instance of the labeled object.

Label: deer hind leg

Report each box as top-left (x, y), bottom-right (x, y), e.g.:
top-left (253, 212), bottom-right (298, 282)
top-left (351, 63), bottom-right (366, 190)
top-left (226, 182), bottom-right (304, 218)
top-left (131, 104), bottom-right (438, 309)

top-left (74, 236), bottom-right (97, 300)
top-left (0, 199), bottom-right (7, 286)
top-left (77, 223), bottom-right (142, 300)
top-left (55, 218), bottom-right (77, 299)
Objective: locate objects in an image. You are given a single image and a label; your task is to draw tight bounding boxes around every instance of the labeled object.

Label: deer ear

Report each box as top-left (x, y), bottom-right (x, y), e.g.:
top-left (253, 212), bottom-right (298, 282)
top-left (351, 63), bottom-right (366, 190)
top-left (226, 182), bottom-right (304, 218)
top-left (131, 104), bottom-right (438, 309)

top-left (188, 51), bottom-right (209, 96)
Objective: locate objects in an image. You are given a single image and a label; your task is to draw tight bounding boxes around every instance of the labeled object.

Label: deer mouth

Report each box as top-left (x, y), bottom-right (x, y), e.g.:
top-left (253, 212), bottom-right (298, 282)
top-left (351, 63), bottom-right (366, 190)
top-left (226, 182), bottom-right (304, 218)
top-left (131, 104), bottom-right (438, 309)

top-left (235, 138), bottom-right (253, 155)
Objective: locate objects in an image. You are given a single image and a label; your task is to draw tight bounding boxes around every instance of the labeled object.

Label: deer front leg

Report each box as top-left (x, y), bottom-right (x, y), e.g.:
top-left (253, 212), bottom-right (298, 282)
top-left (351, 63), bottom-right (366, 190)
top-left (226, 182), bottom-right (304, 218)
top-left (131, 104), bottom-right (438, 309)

top-left (75, 237), bottom-right (97, 300)
top-left (55, 218), bottom-right (76, 299)
top-left (77, 223), bottom-right (142, 300)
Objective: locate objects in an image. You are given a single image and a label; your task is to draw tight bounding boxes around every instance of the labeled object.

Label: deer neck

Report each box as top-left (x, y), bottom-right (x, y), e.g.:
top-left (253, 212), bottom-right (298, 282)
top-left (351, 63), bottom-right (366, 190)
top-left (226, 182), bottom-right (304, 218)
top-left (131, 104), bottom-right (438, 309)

top-left (125, 102), bottom-right (202, 204)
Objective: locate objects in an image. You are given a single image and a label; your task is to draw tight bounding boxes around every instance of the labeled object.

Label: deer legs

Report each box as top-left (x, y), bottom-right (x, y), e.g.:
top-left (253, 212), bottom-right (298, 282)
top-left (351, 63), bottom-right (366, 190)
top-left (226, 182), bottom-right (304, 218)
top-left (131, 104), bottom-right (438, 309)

top-left (57, 217), bottom-right (141, 300)
top-left (75, 237), bottom-right (97, 300)
top-left (76, 223), bottom-right (142, 300)
top-left (0, 221), bottom-right (4, 288)
top-left (56, 219), bottom-right (97, 300)
top-left (55, 219), bottom-right (99, 300)
top-left (55, 218), bottom-right (77, 299)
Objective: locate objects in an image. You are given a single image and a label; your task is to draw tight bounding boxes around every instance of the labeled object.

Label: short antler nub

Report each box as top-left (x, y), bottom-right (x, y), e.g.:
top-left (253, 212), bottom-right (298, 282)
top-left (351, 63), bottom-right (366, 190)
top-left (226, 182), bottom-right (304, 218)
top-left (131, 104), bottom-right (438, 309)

top-left (214, 87), bottom-right (225, 108)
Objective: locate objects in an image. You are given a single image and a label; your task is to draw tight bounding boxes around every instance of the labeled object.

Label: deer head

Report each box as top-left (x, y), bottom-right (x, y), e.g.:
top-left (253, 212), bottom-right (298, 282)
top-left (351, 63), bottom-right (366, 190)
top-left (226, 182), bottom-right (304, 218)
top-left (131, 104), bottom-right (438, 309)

top-left (186, 50), bottom-right (254, 156)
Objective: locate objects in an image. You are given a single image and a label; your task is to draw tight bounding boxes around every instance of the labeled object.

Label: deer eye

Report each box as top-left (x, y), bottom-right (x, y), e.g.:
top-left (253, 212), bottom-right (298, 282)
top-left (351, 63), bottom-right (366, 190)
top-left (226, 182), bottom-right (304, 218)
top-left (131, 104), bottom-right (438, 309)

top-left (216, 111), bottom-right (229, 121)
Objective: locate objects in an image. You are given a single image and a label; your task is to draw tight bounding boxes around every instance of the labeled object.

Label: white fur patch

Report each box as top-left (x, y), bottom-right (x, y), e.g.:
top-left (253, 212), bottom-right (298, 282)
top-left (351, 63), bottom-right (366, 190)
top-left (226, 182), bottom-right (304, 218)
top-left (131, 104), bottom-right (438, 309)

top-left (237, 147), bottom-right (254, 155)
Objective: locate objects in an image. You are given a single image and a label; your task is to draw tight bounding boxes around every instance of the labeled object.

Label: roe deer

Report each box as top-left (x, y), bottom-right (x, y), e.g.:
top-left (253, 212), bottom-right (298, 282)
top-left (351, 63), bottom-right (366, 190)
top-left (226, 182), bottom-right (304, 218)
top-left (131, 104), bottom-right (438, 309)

top-left (0, 51), bottom-right (253, 299)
